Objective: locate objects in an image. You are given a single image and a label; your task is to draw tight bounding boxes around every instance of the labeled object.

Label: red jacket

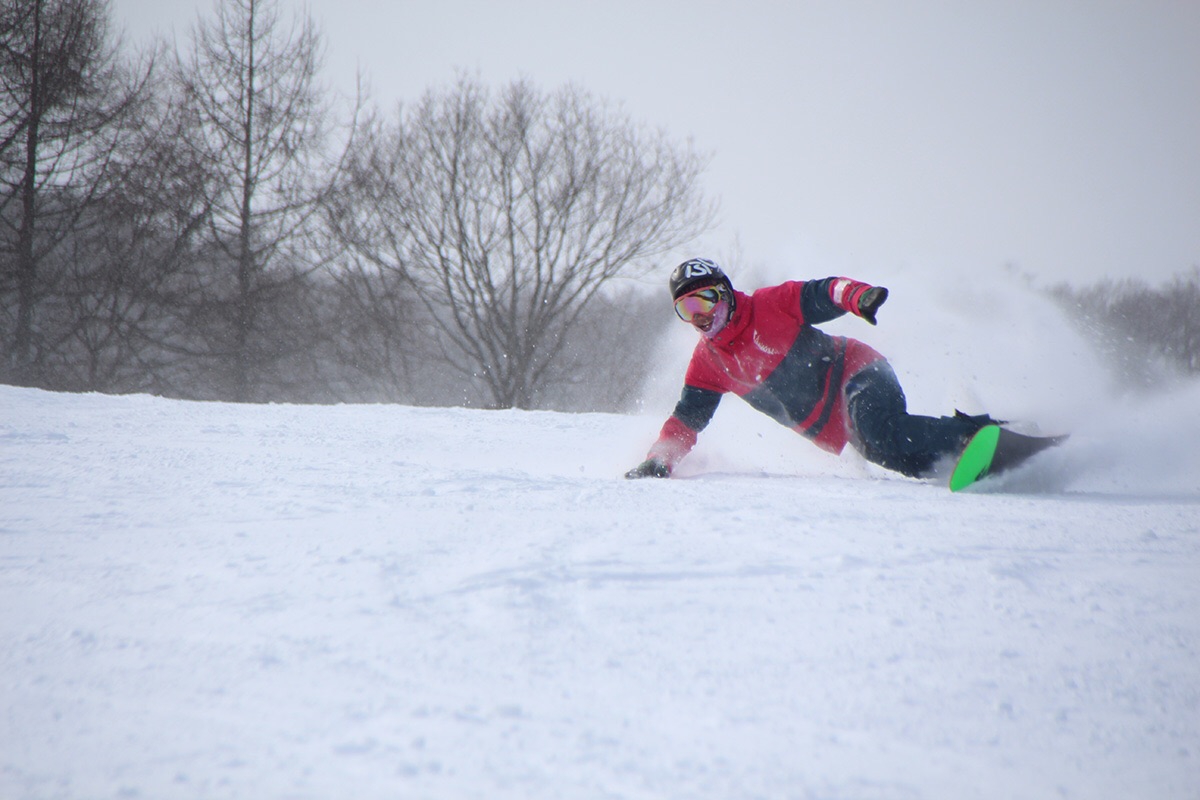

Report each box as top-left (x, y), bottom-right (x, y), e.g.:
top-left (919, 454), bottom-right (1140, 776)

top-left (648, 278), bottom-right (884, 469)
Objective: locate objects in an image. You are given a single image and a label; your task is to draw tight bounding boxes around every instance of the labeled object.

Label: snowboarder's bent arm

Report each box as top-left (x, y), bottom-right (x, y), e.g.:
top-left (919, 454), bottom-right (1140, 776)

top-left (801, 278), bottom-right (889, 326)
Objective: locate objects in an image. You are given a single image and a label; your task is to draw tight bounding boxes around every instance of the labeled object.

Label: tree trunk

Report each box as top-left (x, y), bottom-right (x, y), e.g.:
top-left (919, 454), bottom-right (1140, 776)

top-left (12, 0), bottom-right (44, 386)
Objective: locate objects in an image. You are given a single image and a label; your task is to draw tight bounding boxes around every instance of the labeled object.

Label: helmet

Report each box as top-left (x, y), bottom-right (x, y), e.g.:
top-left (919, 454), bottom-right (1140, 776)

top-left (669, 258), bottom-right (734, 300)
top-left (669, 258), bottom-right (736, 338)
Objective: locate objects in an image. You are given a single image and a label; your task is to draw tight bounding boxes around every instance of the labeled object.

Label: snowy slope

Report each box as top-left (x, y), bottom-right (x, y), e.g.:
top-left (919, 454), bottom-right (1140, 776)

top-left (2, 377), bottom-right (1198, 800)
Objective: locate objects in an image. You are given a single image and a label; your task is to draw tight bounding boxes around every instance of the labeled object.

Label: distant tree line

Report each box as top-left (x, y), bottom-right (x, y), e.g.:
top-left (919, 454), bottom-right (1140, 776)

top-left (1046, 269), bottom-right (1200, 389)
top-left (1, 0), bottom-right (712, 410)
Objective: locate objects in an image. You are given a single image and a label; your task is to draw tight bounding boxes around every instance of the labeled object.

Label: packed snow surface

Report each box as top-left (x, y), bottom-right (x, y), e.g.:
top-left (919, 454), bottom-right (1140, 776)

top-left (3, 376), bottom-right (1198, 800)
top-left (4, 268), bottom-right (1200, 800)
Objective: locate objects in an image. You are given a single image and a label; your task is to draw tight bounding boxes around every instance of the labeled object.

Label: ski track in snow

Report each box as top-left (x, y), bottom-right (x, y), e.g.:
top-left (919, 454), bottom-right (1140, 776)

top-left (2, 384), bottom-right (1199, 800)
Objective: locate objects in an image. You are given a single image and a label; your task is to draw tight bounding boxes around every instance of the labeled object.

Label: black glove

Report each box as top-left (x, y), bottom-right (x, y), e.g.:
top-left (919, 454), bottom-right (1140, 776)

top-left (624, 459), bottom-right (670, 479)
top-left (857, 286), bottom-right (888, 325)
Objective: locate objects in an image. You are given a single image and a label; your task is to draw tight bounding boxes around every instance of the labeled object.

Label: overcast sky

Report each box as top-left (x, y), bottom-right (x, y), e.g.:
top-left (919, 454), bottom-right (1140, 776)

top-left (113, 0), bottom-right (1200, 286)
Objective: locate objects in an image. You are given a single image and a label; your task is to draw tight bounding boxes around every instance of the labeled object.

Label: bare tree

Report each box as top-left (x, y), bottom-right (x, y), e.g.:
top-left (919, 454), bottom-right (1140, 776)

top-left (1161, 270), bottom-right (1200, 375)
top-left (40, 85), bottom-right (213, 395)
top-left (171, 0), bottom-right (346, 401)
top-left (0, 0), bottom-right (153, 386)
top-left (322, 250), bottom-right (424, 401)
top-left (1048, 268), bottom-right (1200, 389)
top-left (335, 77), bottom-right (714, 409)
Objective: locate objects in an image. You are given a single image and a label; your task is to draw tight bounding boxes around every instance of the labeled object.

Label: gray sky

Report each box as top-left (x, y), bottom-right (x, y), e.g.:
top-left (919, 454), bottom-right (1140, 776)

top-left (114, 0), bottom-right (1200, 286)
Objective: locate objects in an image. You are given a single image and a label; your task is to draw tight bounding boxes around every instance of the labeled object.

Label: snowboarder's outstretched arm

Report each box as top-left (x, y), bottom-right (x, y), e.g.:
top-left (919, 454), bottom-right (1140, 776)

top-left (801, 278), bottom-right (888, 326)
top-left (625, 385), bottom-right (722, 479)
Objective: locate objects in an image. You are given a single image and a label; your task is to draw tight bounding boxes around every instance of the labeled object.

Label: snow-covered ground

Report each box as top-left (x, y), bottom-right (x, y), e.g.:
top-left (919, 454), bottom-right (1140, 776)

top-left (3, 278), bottom-right (1199, 799)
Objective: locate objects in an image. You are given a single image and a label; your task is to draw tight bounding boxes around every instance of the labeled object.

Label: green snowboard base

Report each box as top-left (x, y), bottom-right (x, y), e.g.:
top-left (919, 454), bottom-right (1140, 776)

top-left (949, 424), bottom-right (1068, 492)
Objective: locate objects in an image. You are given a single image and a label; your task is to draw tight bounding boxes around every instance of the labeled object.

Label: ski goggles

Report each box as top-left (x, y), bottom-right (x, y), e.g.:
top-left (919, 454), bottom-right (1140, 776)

top-left (674, 286), bottom-right (726, 322)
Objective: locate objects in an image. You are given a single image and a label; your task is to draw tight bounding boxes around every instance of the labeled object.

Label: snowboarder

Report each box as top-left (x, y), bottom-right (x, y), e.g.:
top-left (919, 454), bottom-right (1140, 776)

top-left (625, 258), bottom-right (1021, 482)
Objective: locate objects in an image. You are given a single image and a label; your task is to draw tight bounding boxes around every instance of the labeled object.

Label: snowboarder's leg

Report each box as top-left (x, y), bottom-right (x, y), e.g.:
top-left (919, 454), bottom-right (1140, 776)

top-left (844, 362), bottom-right (995, 478)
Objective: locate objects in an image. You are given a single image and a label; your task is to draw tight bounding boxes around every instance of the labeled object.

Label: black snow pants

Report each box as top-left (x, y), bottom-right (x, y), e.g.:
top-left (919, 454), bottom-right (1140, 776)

top-left (844, 361), bottom-right (995, 479)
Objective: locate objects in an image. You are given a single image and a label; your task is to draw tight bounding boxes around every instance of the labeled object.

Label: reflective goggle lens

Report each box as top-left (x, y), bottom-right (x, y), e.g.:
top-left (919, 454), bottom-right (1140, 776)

top-left (674, 288), bottom-right (722, 322)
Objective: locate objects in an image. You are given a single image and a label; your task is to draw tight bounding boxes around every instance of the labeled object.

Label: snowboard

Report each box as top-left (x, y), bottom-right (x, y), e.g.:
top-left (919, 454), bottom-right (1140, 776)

top-left (948, 424), bottom-right (1069, 492)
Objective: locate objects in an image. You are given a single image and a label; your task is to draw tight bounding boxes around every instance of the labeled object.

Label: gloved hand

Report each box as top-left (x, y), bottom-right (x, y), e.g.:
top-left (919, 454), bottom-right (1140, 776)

top-left (624, 459), bottom-right (670, 479)
top-left (857, 286), bottom-right (888, 325)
